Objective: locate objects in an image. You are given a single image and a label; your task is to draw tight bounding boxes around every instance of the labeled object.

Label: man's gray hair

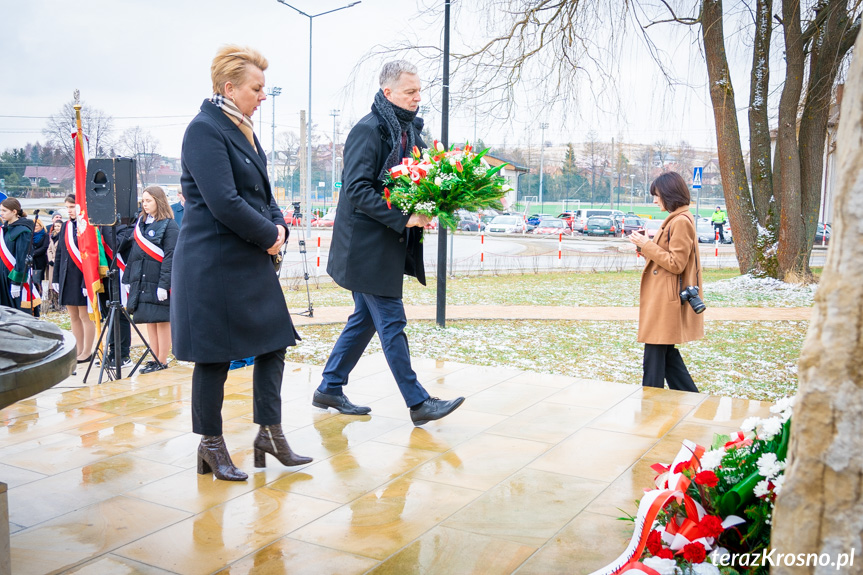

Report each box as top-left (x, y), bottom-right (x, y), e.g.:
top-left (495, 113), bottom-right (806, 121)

top-left (379, 60), bottom-right (418, 88)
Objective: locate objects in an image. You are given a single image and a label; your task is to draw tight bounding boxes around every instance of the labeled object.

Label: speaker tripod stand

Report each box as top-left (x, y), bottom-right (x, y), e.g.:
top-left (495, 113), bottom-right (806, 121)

top-left (83, 227), bottom-right (156, 384)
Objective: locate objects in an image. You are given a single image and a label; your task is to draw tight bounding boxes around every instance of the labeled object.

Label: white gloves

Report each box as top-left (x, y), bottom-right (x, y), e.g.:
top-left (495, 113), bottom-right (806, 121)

top-left (10, 285), bottom-right (21, 298)
top-left (157, 288), bottom-right (168, 301)
top-left (52, 283), bottom-right (60, 293)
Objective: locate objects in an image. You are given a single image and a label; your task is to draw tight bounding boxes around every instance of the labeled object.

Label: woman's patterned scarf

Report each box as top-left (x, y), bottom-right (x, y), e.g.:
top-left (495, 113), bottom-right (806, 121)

top-left (210, 93), bottom-right (256, 151)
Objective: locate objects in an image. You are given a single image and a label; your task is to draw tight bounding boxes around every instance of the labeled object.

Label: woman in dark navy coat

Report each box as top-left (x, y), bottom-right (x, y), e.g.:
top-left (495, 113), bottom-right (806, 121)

top-left (172, 45), bottom-right (311, 481)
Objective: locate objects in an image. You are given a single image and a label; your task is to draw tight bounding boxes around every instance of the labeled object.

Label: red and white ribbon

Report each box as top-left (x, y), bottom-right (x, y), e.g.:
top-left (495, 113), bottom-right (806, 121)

top-left (64, 220), bottom-right (84, 272)
top-left (0, 228), bottom-right (14, 272)
top-left (588, 440), bottom-right (733, 575)
top-left (133, 217), bottom-right (164, 262)
top-left (0, 228), bottom-right (40, 303)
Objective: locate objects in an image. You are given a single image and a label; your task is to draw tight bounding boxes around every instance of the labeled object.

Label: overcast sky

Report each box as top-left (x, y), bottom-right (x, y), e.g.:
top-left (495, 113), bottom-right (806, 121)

top-left (0, 1), bottom-right (759, 161)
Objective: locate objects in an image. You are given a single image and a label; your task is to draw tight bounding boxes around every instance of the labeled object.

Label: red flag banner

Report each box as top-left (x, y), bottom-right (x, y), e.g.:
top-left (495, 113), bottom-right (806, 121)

top-left (73, 122), bottom-right (103, 324)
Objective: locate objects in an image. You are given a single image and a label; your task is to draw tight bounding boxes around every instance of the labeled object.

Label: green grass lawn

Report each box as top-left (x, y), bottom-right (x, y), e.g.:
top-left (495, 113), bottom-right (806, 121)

top-left (283, 270), bottom-right (817, 401)
top-left (284, 269), bottom-right (818, 309)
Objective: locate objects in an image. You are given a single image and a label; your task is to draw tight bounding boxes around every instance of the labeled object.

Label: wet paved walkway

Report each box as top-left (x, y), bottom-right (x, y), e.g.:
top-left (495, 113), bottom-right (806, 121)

top-left (3, 355), bottom-right (774, 574)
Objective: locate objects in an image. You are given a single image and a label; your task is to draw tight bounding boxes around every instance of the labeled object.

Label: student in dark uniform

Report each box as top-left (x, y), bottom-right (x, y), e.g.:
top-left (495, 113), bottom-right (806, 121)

top-left (52, 195), bottom-right (96, 362)
top-left (123, 186), bottom-right (179, 373)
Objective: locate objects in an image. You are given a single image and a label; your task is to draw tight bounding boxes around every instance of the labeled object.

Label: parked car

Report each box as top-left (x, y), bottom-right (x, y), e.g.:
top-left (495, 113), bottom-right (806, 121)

top-left (814, 222), bottom-right (831, 245)
top-left (696, 219), bottom-right (733, 243)
top-left (486, 215), bottom-right (526, 234)
top-left (476, 209), bottom-right (501, 231)
top-left (583, 215), bottom-right (617, 236)
top-left (612, 215), bottom-right (645, 237)
top-left (456, 210), bottom-right (481, 232)
top-left (556, 211), bottom-right (576, 228)
top-left (526, 213), bottom-right (555, 227)
top-left (531, 218), bottom-right (571, 235)
top-left (283, 209), bottom-right (302, 227)
top-left (571, 209), bottom-right (624, 233)
top-left (641, 219), bottom-right (663, 239)
top-left (311, 209), bottom-right (336, 228)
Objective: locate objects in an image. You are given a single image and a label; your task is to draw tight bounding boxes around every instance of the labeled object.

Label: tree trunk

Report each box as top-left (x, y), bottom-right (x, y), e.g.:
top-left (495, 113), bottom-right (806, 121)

top-left (770, 23), bottom-right (863, 574)
top-left (701, 0), bottom-right (758, 273)
top-left (794, 1), bottom-right (855, 282)
top-left (749, 0), bottom-right (775, 227)
top-left (776, 0), bottom-right (807, 282)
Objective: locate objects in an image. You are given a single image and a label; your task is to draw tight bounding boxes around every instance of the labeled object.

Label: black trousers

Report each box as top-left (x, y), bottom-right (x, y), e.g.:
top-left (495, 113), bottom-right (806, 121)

top-left (642, 344), bottom-right (699, 392)
top-left (713, 223), bottom-right (725, 242)
top-left (192, 347), bottom-right (286, 436)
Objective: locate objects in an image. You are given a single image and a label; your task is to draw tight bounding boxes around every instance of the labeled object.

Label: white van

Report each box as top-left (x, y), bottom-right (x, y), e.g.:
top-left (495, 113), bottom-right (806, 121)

top-left (571, 209), bottom-right (623, 233)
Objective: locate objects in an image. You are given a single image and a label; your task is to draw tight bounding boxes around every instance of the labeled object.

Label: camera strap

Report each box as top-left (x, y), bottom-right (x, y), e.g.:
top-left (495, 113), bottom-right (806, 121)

top-left (665, 212), bottom-right (701, 299)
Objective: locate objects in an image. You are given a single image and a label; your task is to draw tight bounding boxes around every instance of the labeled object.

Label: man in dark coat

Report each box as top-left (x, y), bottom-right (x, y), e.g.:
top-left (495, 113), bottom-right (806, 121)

top-left (313, 61), bottom-right (464, 426)
top-left (171, 189), bottom-right (185, 227)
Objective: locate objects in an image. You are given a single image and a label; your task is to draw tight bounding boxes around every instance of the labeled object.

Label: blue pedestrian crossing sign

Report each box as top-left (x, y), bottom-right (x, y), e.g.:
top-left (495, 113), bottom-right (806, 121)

top-left (692, 167), bottom-right (703, 189)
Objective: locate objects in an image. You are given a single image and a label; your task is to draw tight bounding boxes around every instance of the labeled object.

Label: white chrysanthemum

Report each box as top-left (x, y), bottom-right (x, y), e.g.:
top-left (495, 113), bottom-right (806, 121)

top-left (757, 417), bottom-right (783, 440)
top-left (770, 396), bottom-right (795, 414)
top-left (642, 557), bottom-right (677, 575)
top-left (772, 473), bottom-right (785, 495)
top-left (754, 478), bottom-right (771, 498)
top-left (690, 563), bottom-right (721, 575)
top-left (757, 452), bottom-right (782, 478)
top-left (741, 416), bottom-right (760, 432)
top-left (699, 449), bottom-right (725, 471)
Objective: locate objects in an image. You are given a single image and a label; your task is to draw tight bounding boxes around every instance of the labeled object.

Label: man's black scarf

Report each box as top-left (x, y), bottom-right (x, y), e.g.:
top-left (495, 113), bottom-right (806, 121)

top-left (373, 89), bottom-right (420, 180)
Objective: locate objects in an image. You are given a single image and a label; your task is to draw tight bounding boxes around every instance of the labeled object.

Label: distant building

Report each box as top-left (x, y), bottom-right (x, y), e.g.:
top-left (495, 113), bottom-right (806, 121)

top-left (23, 166), bottom-right (74, 192)
top-left (485, 153), bottom-right (530, 209)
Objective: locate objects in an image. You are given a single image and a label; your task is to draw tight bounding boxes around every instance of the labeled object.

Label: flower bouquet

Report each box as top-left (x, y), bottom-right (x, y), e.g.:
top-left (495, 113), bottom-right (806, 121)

top-left (382, 141), bottom-right (512, 230)
top-left (592, 397), bottom-right (793, 575)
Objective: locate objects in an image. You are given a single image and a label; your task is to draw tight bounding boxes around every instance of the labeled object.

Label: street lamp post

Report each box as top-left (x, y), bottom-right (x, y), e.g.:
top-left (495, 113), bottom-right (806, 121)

top-left (268, 87), bottom-right (281, 193)
top-left (330, 109), bottom-right (340, 206)
top-left (538, 122), bottom-right (549, 209)
top-left (275, 0), bottom-right (361, 234)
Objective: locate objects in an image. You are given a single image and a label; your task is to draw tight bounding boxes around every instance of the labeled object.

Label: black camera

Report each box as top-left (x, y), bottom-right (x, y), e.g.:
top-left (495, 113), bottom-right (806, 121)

top-left (680, 285), bottom-right (706, 314)
top-left (291, 201), bottom-right (302, 216)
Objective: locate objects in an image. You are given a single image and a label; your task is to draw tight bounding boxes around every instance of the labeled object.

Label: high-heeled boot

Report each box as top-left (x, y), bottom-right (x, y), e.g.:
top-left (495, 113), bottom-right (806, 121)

top-left (197, 435), bottom-right (248, 481)
top-left (254, 424), bottom-right (313, 468)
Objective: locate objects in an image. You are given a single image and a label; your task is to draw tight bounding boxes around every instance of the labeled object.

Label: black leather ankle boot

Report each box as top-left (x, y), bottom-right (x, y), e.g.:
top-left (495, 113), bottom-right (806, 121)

top-left (197, 435), bottom-right (248, 481)
top-left (253, 424), bottom-right (313, 468)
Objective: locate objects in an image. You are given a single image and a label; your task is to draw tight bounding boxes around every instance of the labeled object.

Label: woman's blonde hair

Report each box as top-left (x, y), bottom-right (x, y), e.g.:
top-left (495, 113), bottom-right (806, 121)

top-left (142, 186), bottom-right (174, 221)
top-left (211, 45), bottom-right (269, 95)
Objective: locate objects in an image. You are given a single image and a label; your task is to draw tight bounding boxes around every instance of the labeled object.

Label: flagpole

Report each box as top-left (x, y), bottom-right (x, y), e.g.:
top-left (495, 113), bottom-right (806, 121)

top-left (73, 93), bottom-right (102, 328)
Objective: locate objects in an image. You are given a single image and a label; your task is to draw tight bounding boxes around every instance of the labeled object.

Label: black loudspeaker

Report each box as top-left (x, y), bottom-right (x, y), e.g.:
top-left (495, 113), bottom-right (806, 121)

top-left (86, 157), bottom-right (138, 226)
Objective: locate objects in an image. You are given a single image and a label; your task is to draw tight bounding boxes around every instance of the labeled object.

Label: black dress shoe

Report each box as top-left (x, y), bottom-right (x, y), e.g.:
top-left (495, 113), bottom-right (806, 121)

top-left (410, 396), bottom-right (465, 426)
top-left (312, 390), bottom-right (371, 415)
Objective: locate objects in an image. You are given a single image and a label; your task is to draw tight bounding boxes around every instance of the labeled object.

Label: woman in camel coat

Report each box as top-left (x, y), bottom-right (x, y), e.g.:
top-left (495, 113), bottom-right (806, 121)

top-left (629, 171), bottom-right (704, 391)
